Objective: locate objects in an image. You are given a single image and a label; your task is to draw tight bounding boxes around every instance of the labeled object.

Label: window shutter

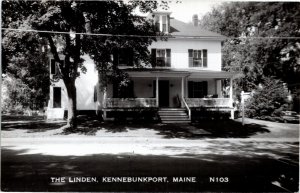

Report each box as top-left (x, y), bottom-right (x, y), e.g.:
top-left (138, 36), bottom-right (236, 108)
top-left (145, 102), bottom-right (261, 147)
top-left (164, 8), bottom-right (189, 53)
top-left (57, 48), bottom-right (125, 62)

top-left (203, 81), bottom-right (208, 97)
top-left (151, 49), bottom-right (156, 67)
top-left (93, 86), bottom-right (97, 102)
top-left (50, 59), bottom-right (56, 74)
top-left (188, 81), bottom-right (193, 98)
top-left (203, 49), bottom-right (207, 67)
top-left (188, 49), bottom-right (193, 67)
top-left (128, 49), bottom-right (133, 66)
top-left (166, 49), bottom-right (171, 67)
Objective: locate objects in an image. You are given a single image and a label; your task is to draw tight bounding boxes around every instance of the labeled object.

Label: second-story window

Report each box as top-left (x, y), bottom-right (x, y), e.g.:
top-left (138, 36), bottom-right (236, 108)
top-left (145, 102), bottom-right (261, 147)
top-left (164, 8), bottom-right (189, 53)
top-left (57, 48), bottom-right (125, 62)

top-left (151, 48), bottom-right (171, 67)
top-left (188, 49), bottom-right (207, 67)
top-left (113, 48), bottom-right (133, 67)
top-left (50, 59), bottom-right (64, 74)
top-left (154, 15), bottom-right (160, 31)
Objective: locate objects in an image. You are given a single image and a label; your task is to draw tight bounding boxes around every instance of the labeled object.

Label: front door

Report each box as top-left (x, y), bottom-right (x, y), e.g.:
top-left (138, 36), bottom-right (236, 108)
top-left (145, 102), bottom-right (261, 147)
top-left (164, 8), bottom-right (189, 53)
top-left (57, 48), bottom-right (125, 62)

top-left (159, 80), bottom-right (169, 107)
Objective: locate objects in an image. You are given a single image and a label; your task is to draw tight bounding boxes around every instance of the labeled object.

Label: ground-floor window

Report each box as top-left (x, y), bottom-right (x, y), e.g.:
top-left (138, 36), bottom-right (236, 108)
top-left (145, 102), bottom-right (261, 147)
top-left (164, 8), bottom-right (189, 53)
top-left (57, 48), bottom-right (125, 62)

top-left (188, 81), bottom-right (208, 98)
top-left (53, 87), bottom-right (61, 108)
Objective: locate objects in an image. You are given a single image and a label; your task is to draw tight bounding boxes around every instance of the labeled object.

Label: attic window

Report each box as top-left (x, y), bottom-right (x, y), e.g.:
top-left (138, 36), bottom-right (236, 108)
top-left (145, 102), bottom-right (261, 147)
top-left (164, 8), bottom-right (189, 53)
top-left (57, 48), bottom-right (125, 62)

top-left (162, 15), bottom-right (167, 32)
top-left (153, 14), bottom-right (170, 33)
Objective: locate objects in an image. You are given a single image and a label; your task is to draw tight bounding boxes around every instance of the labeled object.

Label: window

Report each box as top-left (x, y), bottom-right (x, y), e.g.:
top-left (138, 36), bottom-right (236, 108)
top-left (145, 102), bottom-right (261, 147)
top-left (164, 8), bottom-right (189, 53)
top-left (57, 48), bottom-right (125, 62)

top-left (188, 49), bottom-right (207, 67)
top-left (113, 48), bottom-right (133, 66)
top-left (53, 87), bottom-right (61, 108)
top-left (50, 59), bottom-right (64, 74)
top-left (154, 15), bottom-right (160, 31)
top-left (162, 15), bottom-right (167, 32)
top-left (188, 81), bottom-right (208, 98)
top-left (113, 80), bottom-right (134, 98)
top-left (153, 14), bottom-right (170, 33)
top-left (151, 48), bottom-right (171, 67)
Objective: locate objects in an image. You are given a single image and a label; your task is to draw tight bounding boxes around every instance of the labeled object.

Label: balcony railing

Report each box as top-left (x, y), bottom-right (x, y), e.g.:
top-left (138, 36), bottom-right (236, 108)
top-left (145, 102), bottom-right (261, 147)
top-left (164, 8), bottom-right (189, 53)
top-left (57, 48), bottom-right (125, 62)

top-left (185, 98), bottom-right (231, 108)
top-left (105, 98), bottom-right (157, 108)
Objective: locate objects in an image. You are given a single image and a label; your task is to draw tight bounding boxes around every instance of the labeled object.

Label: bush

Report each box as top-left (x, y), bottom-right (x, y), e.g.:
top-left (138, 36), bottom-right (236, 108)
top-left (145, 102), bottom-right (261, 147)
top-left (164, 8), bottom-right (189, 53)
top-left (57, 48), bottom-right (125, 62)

top-left (245, 77), bottom-right (290, 118)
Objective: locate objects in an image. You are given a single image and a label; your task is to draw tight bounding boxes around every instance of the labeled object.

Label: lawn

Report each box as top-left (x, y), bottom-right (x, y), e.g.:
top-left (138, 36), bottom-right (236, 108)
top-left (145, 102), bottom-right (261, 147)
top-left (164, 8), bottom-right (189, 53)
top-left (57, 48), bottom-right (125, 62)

top-left (1, 115), bottom-right (298, 139)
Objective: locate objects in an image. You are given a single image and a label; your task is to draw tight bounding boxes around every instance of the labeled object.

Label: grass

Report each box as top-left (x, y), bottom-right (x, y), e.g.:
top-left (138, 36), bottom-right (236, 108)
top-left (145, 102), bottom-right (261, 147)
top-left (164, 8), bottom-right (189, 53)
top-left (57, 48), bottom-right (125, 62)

top-left (1, 114), bottom-right (274, 139)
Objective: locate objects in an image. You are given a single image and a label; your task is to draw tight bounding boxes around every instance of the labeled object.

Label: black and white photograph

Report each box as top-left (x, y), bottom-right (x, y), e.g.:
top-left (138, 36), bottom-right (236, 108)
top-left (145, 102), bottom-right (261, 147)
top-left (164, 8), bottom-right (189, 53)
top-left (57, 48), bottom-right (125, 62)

top-left (1, 0), bottom-right (299, 192)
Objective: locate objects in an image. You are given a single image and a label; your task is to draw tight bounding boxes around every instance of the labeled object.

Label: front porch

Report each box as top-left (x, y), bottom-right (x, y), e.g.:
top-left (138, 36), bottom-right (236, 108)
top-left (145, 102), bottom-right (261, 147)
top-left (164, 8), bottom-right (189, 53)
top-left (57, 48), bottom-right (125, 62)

top-left (100, 69), bottom-right (235, 120)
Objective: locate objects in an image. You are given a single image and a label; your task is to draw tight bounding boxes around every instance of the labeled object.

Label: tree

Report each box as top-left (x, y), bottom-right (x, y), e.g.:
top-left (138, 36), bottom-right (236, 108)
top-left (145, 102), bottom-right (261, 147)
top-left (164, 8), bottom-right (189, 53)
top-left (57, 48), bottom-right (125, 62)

top-left (245, 77), bottom-right (290, 118)
top-left (199, 2), bottom-right (300, 92)
top-left (2, 1), bottom-right (161, 130)
top-left (2, 30), bottom-right (50, 111)
top-left (1, 74), bottom-right (31, 114)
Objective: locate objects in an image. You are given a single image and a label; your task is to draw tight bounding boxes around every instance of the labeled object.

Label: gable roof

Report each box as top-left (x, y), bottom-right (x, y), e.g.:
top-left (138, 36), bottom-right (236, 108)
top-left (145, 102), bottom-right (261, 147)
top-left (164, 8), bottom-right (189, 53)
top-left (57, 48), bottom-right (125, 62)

top-left (169, 18), bottom-right (226, 40)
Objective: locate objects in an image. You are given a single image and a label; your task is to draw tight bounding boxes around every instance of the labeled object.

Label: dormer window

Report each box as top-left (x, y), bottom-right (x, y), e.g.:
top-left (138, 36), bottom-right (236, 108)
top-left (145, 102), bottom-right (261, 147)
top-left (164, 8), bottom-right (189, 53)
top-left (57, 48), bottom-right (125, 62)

top-left (162, 15), bottom-right (167, 32)
top-left (152, 12), bottom-right (170, 33)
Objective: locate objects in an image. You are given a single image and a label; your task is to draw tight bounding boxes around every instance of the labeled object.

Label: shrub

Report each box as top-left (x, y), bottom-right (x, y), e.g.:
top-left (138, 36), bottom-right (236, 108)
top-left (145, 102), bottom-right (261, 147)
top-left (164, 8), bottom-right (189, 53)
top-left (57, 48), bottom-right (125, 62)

top-left (245, 77), bottom-right (290, 118)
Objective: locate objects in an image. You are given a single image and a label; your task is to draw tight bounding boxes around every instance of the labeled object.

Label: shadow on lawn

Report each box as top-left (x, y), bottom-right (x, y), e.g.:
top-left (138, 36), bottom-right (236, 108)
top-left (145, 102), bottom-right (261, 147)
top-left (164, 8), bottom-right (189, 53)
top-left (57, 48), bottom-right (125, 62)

top-left (2, 115), bottom-right (270, 139)
top-left (1, 115), bottom-right (65, 132)
top-left (71, 115), bottom-right (270, 139)
top-left (1, 147), bottom-right (298, 192)
top-left (1, 122), bottom-right (65, 132)
top-left (191, 119), bottom-right (270, 138)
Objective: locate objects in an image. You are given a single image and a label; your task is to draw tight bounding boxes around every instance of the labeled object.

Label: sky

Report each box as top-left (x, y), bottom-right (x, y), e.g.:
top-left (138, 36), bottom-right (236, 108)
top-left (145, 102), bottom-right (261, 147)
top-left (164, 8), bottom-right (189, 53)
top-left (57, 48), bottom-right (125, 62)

top-left (132, 0), bottom-right (223, 24)
top-left (165, 0), bottom-right (223, 23)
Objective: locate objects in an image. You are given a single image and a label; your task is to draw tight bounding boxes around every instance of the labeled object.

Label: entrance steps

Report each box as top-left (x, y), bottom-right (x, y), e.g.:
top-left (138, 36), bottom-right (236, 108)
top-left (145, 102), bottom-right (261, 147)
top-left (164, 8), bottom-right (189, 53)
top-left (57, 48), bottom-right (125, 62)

top-left (158, 108), bottom-right (191, 124)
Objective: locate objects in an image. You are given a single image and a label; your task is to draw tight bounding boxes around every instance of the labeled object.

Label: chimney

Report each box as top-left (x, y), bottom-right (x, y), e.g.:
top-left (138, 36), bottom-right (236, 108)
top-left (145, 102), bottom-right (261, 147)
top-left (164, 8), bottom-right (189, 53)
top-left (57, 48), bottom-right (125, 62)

top-left (192, 14), bottom-right (198, 27)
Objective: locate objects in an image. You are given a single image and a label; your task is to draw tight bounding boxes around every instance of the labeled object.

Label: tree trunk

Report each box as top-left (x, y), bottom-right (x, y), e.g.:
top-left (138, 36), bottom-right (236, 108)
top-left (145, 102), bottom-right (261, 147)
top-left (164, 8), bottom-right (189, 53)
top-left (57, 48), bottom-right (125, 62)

top-left (64, 79), bottom-right (77, 130)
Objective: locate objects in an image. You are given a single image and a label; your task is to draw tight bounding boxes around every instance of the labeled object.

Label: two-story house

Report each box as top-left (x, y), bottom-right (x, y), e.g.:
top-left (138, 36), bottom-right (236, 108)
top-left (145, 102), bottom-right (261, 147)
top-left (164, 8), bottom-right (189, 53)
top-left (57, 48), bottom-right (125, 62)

top-left (47, 12), bottom-right (235, 123)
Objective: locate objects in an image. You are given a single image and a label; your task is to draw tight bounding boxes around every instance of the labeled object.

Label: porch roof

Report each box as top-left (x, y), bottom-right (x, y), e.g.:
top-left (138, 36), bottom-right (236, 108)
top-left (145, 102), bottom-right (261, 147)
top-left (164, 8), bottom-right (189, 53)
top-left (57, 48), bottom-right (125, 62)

top-left (124, 68), bottom-right (235, 79)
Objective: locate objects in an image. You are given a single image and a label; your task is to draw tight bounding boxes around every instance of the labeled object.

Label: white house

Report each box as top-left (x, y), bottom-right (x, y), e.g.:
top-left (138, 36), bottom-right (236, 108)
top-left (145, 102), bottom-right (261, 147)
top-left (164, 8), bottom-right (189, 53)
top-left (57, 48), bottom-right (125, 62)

top-left (47, 12), bottom-right (235, 123)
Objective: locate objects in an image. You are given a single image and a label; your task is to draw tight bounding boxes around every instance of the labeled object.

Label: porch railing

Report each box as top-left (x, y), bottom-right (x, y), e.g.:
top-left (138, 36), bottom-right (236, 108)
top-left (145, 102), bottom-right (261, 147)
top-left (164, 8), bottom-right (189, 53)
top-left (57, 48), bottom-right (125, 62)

top-left (105, 98), bottom-right (157, 108)
top-left (185, 98), bottom-right (231, 108)
top-left (181, 97), bottom-right (191, 120)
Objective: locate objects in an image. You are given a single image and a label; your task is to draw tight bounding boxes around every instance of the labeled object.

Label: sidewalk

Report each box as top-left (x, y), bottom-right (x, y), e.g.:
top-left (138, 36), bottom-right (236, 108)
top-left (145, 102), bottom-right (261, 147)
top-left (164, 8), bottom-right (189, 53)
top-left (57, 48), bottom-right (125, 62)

top-left (1, 116), bottom-right (298, 192)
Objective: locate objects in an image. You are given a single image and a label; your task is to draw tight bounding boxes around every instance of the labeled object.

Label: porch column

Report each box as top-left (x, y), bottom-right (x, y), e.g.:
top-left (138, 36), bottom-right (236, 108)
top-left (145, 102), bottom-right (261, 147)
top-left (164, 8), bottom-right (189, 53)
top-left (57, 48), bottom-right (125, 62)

top-left (215, 79), bottom-right (218, 95)
top-left (102, 87), bottom-right (107, 120)
top-left (156, 77), bottom-right (159, 107)
top-left (229, 77), bottom-right (234, 119)
top-left (181, 77), bottom-right (185, 108)
top-left (181, 77), bottom-right (185, 98)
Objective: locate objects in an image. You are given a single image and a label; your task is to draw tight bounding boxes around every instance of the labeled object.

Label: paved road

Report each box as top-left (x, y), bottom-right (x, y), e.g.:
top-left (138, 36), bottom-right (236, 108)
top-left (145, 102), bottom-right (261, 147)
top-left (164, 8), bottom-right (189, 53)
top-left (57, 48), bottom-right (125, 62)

top-left (1, 136), bottom-right (299, 192)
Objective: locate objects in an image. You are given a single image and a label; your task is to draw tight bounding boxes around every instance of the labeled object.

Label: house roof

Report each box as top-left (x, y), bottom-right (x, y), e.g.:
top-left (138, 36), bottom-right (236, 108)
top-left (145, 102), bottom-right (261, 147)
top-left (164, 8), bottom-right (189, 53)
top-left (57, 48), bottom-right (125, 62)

top-left (169, 18), bottom-right (226, 40)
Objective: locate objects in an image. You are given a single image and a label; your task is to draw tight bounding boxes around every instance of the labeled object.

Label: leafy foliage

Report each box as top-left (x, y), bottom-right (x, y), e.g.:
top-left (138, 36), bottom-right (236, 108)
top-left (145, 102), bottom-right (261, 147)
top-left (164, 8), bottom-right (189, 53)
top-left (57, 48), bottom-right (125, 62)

top-left (2, 0), bottom-right (161, 129)
top-left (2, 74), bottom-right (31, 114)
top-left (245, 77), bottom-right (290, 118)
top-left (2, 29), bottom-right (50, 110)
top-left (200, 2), bottom-right (300, 92)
